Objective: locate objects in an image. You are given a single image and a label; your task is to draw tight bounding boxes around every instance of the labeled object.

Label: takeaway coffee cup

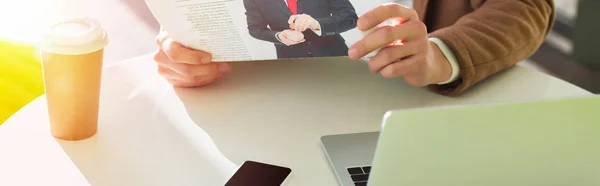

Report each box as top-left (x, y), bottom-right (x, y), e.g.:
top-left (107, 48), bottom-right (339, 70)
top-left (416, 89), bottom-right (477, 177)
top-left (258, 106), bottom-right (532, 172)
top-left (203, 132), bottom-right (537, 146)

top-left (37, 17), bottom-right (108, 141)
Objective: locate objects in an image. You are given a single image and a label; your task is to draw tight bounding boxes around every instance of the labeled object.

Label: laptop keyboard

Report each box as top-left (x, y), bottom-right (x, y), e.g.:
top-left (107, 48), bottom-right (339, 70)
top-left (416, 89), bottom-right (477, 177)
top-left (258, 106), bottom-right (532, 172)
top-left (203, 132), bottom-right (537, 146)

top-left (347, 166), bottom-right (371, 186)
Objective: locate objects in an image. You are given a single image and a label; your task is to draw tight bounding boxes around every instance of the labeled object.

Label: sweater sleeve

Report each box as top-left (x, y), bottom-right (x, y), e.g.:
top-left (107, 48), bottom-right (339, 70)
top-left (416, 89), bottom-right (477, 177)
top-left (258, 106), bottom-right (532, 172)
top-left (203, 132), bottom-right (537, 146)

top-left (427, 0), bottom-right (555, 95)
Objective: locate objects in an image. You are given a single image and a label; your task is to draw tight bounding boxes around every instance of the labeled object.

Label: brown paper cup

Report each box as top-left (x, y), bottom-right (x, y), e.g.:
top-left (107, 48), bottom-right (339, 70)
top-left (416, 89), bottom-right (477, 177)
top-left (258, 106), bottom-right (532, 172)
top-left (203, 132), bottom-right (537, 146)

top-left (37, 17), bottom-right (108, 141)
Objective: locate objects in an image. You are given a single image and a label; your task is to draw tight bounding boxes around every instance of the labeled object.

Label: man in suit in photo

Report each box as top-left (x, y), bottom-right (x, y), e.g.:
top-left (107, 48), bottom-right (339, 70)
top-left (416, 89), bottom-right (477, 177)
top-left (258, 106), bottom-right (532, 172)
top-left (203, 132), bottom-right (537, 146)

top-left (242, 0), bottom-right (359, 59)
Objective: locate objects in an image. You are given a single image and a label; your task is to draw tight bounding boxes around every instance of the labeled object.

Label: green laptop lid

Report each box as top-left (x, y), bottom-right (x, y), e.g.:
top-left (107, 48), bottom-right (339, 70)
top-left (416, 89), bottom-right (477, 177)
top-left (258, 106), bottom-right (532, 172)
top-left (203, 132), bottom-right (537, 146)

top-left (369, 95), bottom-right (600, 186)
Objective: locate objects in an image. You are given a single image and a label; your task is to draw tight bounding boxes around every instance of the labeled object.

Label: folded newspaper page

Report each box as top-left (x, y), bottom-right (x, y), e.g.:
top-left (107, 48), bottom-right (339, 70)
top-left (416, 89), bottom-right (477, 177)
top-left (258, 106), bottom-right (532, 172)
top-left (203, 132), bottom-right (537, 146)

top-left (145, 0), bottom-right (379, 62)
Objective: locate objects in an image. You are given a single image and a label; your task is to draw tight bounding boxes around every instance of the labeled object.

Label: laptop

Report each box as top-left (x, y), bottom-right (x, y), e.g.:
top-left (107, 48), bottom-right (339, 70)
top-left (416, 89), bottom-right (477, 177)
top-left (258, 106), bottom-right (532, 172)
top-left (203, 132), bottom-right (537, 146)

top-left (321, 95), bottom-right (600, 186)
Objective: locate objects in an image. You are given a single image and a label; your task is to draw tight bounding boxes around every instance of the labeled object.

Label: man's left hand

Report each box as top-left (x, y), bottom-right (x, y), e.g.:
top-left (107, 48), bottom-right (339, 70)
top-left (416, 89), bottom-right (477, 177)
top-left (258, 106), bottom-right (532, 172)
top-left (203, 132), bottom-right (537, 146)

top-left (348, 3), bottom-right (453, 87)
top-left (288, 14), bottom-right (320, 32)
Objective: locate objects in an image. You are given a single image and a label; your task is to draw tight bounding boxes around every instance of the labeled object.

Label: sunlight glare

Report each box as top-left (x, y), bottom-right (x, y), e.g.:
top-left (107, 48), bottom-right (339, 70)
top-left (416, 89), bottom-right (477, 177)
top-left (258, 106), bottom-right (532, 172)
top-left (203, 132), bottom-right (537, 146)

top-left (0, 0), bottom-right (69, 43)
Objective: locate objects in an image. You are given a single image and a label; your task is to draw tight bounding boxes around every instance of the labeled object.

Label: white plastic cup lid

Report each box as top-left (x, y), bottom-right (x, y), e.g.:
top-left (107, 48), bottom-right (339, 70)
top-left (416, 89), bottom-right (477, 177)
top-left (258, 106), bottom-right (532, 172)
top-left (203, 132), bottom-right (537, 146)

top-left (37, 17), bottom-right (108, 55)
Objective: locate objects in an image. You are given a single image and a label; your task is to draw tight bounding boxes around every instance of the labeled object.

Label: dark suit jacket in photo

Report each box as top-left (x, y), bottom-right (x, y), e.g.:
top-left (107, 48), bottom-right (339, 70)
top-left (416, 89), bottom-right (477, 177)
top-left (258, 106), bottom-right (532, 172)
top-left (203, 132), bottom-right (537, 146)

top-left (243, 0), bottom-right (358, 59)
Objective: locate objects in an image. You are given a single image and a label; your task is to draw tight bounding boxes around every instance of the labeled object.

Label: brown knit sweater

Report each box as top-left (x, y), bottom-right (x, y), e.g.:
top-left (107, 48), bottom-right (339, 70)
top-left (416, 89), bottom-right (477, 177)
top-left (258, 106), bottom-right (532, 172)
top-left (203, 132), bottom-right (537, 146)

top-left (413, 0), bottom-right (555, 95)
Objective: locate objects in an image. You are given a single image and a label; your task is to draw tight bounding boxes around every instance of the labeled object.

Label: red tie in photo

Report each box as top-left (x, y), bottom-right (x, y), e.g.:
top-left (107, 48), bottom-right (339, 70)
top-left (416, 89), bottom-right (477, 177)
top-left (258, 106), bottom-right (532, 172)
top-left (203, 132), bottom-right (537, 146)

top-left (287, 0), bottom-right (297, 15)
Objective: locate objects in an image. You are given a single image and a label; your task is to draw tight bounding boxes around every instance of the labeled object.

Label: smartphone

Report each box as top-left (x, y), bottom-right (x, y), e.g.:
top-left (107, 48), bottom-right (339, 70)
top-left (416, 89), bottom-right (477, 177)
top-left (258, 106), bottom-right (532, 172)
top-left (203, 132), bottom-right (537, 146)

top-left (224, 161), bottom-right (292, 186)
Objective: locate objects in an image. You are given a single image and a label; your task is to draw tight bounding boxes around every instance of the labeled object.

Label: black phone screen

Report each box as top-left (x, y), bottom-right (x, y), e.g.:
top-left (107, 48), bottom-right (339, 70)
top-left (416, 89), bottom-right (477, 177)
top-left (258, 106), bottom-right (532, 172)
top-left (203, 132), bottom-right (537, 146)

top-left (225, 161), bottom-right (292, 186)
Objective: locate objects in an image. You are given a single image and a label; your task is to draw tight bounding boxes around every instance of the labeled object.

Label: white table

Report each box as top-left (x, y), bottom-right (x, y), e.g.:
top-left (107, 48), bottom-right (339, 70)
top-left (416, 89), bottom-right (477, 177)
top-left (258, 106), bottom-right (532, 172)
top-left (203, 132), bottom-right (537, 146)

top-left (0, 54), bottom-right (591, 186)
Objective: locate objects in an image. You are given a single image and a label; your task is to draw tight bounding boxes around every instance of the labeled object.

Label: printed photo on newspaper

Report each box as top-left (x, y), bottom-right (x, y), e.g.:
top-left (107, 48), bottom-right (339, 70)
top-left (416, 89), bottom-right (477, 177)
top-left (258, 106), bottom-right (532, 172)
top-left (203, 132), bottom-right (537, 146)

top-left (144, 0), bottom-right (380, 62)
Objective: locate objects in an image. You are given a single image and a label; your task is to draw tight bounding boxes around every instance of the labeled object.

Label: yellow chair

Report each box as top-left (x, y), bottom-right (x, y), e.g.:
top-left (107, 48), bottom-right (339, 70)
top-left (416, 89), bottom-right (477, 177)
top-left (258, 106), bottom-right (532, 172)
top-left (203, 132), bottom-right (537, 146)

top-left (0, 40), bottom-right (45, 125)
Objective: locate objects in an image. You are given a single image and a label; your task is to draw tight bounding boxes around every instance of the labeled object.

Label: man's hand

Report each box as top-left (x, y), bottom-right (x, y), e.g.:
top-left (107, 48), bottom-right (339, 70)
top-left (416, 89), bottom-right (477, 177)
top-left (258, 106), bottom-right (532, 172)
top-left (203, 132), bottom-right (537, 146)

top-left (154, 30), bottom-right (231, 87)
top-left (277, 29), bottom-right (306, 46)
top-left (288, 14), bottom-right (320, 32)
top-left (348, 3), bottom-right (453, 87)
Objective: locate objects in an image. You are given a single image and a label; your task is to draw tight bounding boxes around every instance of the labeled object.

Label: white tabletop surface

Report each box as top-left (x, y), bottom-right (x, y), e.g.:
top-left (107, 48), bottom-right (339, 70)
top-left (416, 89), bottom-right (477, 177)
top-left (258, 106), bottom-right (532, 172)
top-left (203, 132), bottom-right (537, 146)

top-left (0, 54), bottom-right (592, 186)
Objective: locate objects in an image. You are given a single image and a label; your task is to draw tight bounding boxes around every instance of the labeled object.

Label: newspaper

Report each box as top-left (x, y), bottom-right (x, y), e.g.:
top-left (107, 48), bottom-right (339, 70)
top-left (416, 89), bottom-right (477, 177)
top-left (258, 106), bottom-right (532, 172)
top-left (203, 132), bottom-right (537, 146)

top-left (144, 0), bottom-right (380, 62)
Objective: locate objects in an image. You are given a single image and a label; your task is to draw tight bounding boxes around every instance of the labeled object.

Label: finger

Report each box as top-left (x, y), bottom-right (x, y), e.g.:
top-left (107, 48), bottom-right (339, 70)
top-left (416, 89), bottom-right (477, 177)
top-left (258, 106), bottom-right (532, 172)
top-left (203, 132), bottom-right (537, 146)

top-left (217, 62), bottom-right (232, 73)
top-left (162, 38), bottom-right (212, 64)
top-left (279, 30), bottom-right (289, 40)
top-left (309, 19), bottom-right (318, 30)
top-left (294, 18), bottom-right (304, 31)
top-left (168, 79), bottom-right (190, 87)
top-left (296, 16), bottom-right (308, 31)
top-left (283, 38), bottom-right (289, 45)
top-left (169, 78), bottom-right (205, 88)
top-left (153, 48), bottom-right (170, 64)
top-left (349, 21), bottom-right (425, 60)
top-left (177, 66), bottom-right (228, 87)
top-left (357, 3), bottom-right (418, 31)
top-left (157, 65), bottom-right (182, 82)
top-left (379, 56), bottom-right (419, 79)
top-left (156, 49), bottom-right (220, 77)
top-left (288, 15), bottom-right (299, 24)
top-left (154, 49), bottom-right (206, 77)
top-left (160, 60), bottom-right (219, 77)
top-left (184, 73), bottom-right (224, 87)
top-left (300, 19), bottom-right (310, 32)
top-left (368, 41), bottom-right (421, 74)
top-left (159, 63), bottom-right (228, 87)
top-left (294, 17), bottom-right (302, 31)
top-left (155, 30), bottom-right (169, 46)
top-left (279, 35), bottom-right (292, 45)
top-left (292, 39), bottom-right (306, 45)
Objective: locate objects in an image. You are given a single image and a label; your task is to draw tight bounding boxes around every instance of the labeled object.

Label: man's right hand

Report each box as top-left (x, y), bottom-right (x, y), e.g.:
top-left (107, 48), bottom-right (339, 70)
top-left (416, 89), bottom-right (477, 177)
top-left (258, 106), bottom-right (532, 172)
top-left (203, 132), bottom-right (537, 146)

top-left (277, 29), bottom-right (305, 46)
top-left (154, 30), bottom-right (231, 87)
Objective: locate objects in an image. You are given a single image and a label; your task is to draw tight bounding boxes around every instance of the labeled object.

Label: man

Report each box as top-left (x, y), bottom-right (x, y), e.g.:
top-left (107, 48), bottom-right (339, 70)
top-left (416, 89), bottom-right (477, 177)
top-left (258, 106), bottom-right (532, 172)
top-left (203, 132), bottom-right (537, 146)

top-left (243, 0), bottom-right (358, 59)
top-left (153, 0), bottom-right (555, 95)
